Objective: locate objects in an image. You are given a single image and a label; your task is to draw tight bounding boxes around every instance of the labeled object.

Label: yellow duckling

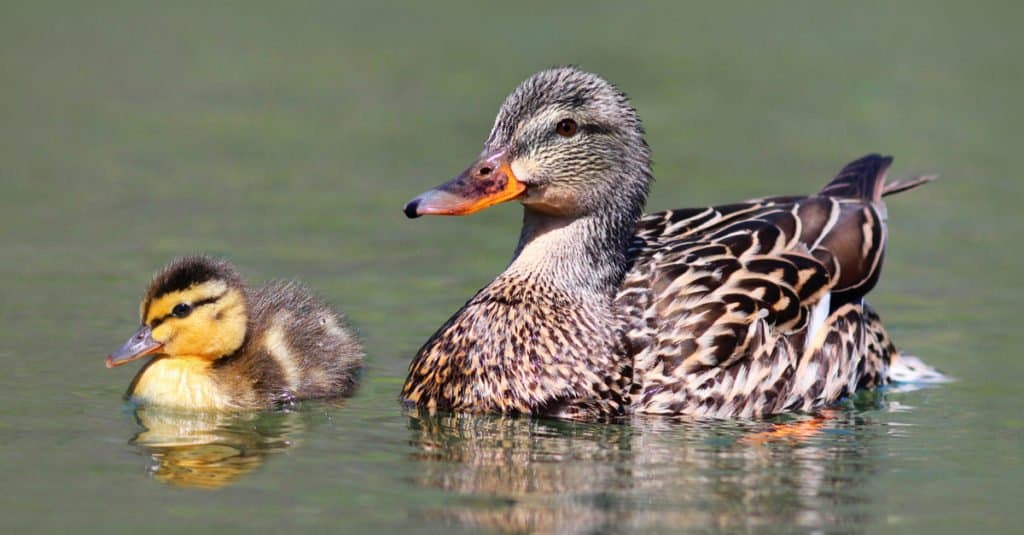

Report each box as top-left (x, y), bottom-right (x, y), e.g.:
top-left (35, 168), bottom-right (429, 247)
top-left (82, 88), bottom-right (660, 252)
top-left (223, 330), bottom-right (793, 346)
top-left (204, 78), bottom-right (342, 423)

top-left (107, 255), bottom-right (363, 410)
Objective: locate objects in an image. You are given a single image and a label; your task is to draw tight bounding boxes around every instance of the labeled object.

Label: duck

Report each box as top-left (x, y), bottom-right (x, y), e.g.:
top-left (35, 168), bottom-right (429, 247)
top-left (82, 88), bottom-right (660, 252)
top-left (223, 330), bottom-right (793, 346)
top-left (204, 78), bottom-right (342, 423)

top-left (400, 67), bottom-right (936, 420)
top-left (107, 255), bottom-right (364, 410)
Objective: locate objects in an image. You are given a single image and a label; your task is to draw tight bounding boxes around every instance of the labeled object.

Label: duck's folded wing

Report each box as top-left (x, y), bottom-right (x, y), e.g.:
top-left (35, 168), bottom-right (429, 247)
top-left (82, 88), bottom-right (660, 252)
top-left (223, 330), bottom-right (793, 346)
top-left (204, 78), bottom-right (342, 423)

top-left (620, 199), bottom-right (843, 371)
top-left (617, 155), bottom-right (928, 415)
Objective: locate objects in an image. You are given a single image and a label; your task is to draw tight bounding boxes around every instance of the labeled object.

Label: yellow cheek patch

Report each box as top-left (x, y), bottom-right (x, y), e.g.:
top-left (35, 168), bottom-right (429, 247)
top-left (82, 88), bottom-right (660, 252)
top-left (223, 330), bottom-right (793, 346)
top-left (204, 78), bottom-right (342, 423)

top-left (144, 281), bottom-right (229, 324)
top-left (151, 322), bottom-right (174, 344)
top-left (149, 288), bottom-right (248, 360)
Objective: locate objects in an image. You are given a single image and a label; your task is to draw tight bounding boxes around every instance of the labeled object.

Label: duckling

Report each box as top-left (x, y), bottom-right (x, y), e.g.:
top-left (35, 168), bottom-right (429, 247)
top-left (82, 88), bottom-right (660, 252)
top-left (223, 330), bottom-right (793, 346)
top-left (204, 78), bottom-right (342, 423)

top-left (107, 256), bottom-right (363, 410)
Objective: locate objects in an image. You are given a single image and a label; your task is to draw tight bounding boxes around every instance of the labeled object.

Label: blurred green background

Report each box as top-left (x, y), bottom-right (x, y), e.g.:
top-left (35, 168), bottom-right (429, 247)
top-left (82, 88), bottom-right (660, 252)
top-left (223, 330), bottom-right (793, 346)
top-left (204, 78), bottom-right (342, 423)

top-left (1, 1), bottom-right (1020, 533)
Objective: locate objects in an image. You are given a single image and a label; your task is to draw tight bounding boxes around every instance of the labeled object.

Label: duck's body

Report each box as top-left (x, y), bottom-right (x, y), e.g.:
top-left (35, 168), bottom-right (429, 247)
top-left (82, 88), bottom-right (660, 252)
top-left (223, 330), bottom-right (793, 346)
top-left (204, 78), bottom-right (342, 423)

top-left (401, 67), bottom-right (935, 420)
top-left (110, 257), bottom-right (363, 411)
top-left (618, 160), bottom-right (923, 418)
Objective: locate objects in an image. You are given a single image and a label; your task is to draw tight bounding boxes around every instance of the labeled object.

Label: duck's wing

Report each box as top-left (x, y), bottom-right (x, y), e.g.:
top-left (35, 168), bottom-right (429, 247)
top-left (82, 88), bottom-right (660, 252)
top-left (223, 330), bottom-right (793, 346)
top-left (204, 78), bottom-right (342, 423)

top-left (617, 154), bottom-right (932, 417)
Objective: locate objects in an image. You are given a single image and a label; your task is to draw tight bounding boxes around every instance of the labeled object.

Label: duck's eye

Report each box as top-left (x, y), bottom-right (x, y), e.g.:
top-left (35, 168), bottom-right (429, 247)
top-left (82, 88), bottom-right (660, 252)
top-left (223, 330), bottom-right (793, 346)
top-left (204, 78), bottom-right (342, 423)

top-left (171, 303), bottom-right (192, 318)
top-left (555, 118), bottom-right (578, 137)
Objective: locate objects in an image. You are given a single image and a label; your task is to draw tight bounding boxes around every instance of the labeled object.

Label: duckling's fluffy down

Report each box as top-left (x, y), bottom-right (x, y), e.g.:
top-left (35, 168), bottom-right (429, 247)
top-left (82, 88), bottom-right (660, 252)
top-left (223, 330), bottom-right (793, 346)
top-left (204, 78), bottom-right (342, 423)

top-left (214, 280), bottom-right (364, 405)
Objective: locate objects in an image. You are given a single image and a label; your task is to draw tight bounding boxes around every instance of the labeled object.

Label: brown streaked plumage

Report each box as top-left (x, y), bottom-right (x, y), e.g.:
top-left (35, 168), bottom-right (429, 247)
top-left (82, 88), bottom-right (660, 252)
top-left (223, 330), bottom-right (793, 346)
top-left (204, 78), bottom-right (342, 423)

top-left (402, 67), bottom-right (936, 420)
top-left (108, 256), bottom-right (363, 410)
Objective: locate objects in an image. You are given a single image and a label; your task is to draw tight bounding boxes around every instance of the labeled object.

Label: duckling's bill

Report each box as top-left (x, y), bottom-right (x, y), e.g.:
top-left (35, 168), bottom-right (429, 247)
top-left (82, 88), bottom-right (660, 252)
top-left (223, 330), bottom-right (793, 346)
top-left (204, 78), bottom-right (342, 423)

top-left (107, 324), bottom-right (163, 368)
top-left (404, 151), bottom-right (525, 218)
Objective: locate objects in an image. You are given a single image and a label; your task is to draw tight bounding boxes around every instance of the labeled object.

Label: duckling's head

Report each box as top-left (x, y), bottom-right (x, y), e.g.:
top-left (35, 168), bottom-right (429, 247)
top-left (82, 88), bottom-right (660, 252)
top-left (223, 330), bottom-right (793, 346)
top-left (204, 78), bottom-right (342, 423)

top-left (107, 256), bottom-right (248, 368)
top-left (405, 67), bottom-right (651, 221)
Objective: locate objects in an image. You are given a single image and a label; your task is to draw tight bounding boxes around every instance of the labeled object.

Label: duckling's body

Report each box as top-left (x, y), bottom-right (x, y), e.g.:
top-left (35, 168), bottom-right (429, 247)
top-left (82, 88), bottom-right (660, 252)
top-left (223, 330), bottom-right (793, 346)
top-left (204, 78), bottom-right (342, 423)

top-left (130, 356), bottom-right (230, 409)
top-left (401, 67), bottom-right (938, 420)
top-left (110, 257), bottom-right (363, 411)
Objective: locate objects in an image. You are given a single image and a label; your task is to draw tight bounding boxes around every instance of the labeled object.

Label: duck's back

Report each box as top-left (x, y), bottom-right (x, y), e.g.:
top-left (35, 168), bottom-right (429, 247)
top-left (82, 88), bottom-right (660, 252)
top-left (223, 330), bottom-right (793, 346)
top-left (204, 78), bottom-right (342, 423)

top-left (617, 155), bottom-right (931, 417)
top-left (214, 281), bottom-right (363, 406)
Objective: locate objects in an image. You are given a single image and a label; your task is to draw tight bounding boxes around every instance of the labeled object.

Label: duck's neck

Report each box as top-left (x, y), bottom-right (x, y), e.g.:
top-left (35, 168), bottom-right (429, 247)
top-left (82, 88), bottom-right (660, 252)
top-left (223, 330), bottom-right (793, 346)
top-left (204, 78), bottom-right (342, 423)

top-left (501, 202), bottom-right (641, 301)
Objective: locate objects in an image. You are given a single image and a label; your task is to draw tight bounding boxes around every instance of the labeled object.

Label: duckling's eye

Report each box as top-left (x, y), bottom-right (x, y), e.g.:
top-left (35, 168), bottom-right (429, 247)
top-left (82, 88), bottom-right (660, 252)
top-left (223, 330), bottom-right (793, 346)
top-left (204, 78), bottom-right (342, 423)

top-left (555, 118), bottom-right (578, 137)
top-left (171, 303), bottom-right (192, 318)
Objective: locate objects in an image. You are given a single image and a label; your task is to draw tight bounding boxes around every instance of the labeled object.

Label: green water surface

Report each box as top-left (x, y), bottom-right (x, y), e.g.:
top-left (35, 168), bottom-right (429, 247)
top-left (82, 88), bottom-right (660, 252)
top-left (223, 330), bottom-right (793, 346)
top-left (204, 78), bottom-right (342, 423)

top-left (1, 1), bottom-right (1021, 533)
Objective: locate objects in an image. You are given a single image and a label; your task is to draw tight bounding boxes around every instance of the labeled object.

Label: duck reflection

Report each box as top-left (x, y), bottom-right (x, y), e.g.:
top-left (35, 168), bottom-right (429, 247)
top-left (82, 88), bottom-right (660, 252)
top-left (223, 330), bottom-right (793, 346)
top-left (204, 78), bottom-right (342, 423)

top-left (129, 406), bottom-right (308, 489)
top-left (409, 412), bottom-right (632, 533)
top-left (407, 398), bottom-right (894, 533)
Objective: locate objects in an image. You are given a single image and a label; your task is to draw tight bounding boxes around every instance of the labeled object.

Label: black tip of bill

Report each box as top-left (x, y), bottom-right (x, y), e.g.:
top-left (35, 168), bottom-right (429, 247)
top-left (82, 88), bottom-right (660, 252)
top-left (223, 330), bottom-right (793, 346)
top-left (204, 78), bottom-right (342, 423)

top-left (403, 199), bottom-right (421, 219)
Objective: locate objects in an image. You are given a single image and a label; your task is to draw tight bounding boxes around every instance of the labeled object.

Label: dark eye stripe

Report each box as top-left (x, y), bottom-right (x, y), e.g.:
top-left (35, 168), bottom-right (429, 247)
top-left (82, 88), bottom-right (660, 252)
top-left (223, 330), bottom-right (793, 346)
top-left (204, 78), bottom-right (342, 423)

top-left (192, 293), bottom-right (225, 308)
top-left (581, 123), bottom-right (613, 135)
top-left (148, 290), bottom-right (228, 326)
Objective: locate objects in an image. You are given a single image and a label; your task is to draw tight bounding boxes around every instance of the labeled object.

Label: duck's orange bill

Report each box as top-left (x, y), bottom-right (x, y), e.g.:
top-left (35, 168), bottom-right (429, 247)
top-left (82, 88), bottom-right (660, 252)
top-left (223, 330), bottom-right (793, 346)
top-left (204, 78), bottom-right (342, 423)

top-left (404, 153), bottom-right (525, 218)
top-left (106, 324), bottom-right (163, 368)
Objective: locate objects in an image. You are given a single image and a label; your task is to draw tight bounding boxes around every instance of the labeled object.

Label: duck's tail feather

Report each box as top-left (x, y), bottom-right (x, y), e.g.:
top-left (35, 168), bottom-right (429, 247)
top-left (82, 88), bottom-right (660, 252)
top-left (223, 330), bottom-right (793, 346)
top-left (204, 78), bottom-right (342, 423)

top-left (818, 153), bottom-right (893, 202)
top-left (881, 174), bottom-right (938, 197)
top-left (888, 353), bottom-right (951, 384)
top-left (819, 154), bottom-right (936, 203)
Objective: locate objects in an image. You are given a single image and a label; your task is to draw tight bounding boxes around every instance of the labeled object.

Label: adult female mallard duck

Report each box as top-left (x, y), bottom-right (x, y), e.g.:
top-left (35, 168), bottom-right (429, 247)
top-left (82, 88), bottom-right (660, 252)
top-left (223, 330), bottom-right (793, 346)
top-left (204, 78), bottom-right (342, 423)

top-left (107, 256), bottom-right (363, 410)
top-left (401, 67), bottom-right (936, 420)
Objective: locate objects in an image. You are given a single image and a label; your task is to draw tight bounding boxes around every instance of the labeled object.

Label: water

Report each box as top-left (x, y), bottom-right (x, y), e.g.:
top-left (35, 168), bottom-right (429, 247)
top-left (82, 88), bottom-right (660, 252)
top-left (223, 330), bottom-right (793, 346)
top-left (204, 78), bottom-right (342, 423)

top-left (1, 1), bottom-right (1021, 532)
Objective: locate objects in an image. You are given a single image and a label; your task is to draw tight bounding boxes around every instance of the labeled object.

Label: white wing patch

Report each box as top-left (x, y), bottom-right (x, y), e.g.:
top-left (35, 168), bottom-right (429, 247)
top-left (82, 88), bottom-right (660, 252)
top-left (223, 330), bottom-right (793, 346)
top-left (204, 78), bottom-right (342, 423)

top-left (263, 312), bottom-right (301, 392)
top-left (804, 293), bottom-right (831, 353)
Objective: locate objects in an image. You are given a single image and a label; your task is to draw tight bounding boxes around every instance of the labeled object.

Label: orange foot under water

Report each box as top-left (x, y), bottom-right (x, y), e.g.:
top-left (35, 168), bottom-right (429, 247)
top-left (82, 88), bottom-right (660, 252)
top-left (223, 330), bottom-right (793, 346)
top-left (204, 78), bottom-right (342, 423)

top-left (740, 409), bottom-right (839, 445)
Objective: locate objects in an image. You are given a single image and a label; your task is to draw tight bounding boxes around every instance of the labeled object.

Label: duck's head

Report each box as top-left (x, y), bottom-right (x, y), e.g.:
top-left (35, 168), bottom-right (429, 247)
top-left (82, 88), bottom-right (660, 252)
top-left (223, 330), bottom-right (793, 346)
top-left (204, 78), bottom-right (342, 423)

top-left (404, 67), bottom-right (651, 221)
top-left (107, 256), bottom-right (248, 368)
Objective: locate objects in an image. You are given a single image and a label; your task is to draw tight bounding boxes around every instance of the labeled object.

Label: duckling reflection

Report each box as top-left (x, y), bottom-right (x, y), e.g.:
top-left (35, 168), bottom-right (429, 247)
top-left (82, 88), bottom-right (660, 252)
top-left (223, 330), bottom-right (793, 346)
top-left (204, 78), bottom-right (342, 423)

top-left (130, 406), bottom-right (307, 489)
top-left (407, 402), bottom-right (891, 533)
